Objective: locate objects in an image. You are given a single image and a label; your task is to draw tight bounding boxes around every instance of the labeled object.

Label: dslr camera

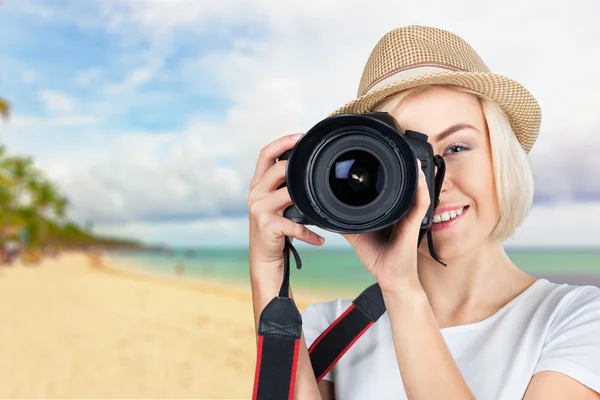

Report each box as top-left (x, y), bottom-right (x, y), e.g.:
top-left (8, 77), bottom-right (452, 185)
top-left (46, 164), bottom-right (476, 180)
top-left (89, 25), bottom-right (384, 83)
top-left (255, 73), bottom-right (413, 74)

top-left (278, 111), bottom-right (442, 234)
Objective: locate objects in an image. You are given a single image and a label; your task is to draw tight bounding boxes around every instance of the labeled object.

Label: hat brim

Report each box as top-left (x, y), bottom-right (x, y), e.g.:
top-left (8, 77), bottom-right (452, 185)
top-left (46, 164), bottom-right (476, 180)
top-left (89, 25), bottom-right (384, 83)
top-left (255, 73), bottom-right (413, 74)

top-left (329, 71), bottom-right (541, 153)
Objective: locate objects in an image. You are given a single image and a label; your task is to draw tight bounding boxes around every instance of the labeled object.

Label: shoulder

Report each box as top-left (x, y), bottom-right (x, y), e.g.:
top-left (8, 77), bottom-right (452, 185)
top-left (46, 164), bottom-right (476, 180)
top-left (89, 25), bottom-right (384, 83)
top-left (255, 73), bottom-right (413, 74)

top-left (561, 283), bottom-right (600, 309)
top-left (301, 298), bottom-right (356, 383)
top-left (301, 298), bottom-right (358, 346)
top-left (532, 281), bottom-right (600, 394)
top-left (302, 298), bottom-right (354, 328)
top-left (538, 280), bottom-right (600, 324)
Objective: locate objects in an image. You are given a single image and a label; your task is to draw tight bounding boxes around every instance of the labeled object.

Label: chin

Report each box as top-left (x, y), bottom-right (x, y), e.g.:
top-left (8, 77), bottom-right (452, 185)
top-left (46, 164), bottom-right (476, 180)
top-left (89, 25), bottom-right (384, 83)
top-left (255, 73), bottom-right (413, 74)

top-left (419, 231), bottom-right (472, 263)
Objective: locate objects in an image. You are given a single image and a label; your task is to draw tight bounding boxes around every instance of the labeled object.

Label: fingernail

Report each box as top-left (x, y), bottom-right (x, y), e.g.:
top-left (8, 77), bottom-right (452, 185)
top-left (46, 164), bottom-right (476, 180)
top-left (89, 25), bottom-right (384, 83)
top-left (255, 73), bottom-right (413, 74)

top-left (319, 236), bottom-right (325, 244)
top-left (291, 133), bottom-right (303, 140)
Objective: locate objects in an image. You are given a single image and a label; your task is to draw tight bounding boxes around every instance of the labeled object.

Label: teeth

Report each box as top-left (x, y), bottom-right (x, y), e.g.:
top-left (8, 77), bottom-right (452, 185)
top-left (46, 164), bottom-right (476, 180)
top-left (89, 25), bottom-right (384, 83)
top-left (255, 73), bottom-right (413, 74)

top-left (433, 207), bottom-right (464, 224)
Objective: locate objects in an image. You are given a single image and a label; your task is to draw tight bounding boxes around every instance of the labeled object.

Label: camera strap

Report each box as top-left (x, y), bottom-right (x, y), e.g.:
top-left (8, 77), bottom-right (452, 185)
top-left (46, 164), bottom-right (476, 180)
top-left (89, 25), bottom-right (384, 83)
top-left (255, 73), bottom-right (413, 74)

top-left (252, 156), bottom-right (446, 399)
top-left (252, 237), bottom-right (303, 400)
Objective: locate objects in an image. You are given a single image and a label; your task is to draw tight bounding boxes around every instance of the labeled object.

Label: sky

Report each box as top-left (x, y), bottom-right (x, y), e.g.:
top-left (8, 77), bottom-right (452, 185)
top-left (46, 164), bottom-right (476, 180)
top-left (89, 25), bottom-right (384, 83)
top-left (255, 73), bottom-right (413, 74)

top-left (0, 0), bottom-right (599, 249)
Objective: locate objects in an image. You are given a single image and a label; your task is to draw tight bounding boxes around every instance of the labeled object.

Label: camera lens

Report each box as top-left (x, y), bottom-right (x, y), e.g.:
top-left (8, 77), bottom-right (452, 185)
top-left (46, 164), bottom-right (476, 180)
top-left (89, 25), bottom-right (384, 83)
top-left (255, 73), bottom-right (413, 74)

top-left (328, 150), bottom-right (384, 207)
top-left (287, 113), bottom-right (420, 232)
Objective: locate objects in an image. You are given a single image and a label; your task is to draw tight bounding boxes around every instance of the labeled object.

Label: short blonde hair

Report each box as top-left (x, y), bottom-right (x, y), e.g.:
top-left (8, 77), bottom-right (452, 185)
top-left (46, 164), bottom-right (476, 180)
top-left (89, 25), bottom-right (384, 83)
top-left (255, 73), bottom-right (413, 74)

top-left (371, 85), bottom-right (534, 242)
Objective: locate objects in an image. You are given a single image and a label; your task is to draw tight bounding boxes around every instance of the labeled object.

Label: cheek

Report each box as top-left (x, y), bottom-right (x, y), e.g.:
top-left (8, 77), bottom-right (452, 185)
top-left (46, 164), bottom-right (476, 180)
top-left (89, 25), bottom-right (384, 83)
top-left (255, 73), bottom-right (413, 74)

top-left (468, 162), bottom-right (497, 218)
top-left (451, 155), bottom-right (497, 210)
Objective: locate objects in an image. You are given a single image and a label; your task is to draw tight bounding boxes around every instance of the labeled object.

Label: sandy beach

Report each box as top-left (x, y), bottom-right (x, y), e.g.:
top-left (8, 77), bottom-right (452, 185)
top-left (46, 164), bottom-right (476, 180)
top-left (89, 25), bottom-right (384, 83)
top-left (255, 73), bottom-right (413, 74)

top-left (0, 252), bottom-right (333, 399)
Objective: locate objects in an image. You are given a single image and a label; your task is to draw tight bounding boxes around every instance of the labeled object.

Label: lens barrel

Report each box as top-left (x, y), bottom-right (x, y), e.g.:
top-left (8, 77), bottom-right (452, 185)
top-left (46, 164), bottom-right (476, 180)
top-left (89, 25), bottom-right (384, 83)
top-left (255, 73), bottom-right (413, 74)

top-left (282, 113), bottom-right (423, 233)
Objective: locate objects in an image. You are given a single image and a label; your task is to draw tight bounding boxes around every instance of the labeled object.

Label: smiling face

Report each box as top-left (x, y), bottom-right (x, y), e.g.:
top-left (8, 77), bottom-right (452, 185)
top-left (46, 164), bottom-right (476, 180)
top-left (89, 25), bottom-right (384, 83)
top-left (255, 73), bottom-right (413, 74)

top-left (389, 86), bottom-right (500, 260)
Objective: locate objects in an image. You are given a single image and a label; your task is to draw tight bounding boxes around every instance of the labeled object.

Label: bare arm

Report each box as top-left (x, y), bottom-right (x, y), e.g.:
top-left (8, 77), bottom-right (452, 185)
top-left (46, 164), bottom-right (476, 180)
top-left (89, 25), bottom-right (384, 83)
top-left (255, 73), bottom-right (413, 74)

top-left (250, 270), bottom-right (327, 400)
top-left (382, 282), bottom-right (474, 400)
top-left (247, 133), bottom-right (337, 399)
top-left (523, 371), bottom-right (600, 399)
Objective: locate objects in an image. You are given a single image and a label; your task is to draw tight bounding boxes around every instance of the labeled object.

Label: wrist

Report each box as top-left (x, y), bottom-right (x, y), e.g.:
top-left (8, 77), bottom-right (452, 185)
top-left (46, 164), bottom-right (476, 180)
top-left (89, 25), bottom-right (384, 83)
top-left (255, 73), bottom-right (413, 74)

top-left (379, 273), bottom-right (423, 296)
top-left (249, 256), bottom-right (283, 284)
top-left (381, 278), bottom-right (426, 303)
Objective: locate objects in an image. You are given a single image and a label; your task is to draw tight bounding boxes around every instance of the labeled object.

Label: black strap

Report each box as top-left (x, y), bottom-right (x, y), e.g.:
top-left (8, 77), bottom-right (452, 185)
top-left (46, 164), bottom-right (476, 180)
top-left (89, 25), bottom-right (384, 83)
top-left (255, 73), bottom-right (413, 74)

top-left (433, 155), bottom-right (446, 210)
top-left (252, 238), bottom-right (303, 400)
top-left (308, 282), bottom-right (385, 381)
top-left (426, 155), bottom-right (446, 267)
top-left (280, 237), bottom-right (302, 297)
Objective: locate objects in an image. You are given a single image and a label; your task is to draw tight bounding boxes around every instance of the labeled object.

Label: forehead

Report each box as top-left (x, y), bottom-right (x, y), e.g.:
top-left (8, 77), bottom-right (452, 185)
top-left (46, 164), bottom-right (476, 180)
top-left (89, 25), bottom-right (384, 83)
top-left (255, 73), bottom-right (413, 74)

top-left (389, 87), bottom-right (487, 140)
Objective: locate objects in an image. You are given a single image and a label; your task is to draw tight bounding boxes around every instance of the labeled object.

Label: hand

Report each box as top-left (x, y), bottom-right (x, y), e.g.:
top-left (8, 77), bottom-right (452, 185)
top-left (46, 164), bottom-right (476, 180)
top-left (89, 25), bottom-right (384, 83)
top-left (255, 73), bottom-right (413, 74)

top-left (341, 160), bottom-right (430, 294)
top-left (248, 133), bottom-right (326, 289)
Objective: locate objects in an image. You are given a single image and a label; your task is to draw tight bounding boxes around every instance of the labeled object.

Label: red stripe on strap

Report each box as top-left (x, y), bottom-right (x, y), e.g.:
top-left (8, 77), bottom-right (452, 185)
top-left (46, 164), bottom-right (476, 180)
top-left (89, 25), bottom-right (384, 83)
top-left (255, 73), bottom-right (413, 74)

top-left (308, 304), bottom-right (356, 353)
top-left (252, 336), bottom-right (264, 400)
top-left (288, 338), bottom-right (300, 400)
top-left (315, 320), bottom-right (373, 382)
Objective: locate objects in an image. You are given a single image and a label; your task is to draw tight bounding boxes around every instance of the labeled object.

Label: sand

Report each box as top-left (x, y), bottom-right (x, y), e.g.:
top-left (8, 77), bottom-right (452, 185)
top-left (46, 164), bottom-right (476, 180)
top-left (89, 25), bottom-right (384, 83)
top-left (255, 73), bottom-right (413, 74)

top-left (0, 252), bottom-right (337, 399)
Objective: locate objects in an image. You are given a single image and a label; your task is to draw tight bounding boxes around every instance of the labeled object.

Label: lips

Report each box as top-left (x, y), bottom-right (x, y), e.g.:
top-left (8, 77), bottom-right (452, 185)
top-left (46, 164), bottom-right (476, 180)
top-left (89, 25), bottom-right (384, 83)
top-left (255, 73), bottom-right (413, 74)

top-left (431, 206), bottom-right (469, 231)
top-left (433, 206), bottom-right (465, 223)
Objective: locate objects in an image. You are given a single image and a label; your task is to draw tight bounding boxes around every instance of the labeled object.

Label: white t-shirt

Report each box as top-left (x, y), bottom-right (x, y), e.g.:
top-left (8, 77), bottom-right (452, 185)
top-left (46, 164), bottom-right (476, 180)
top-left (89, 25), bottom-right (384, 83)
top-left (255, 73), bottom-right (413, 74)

top-left (302, 278), bottom-right (600, 399)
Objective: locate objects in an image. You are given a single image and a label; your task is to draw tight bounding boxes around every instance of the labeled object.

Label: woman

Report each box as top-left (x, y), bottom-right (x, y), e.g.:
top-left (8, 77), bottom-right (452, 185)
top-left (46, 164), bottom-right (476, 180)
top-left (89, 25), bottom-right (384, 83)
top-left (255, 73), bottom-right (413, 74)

top-left (247, 26), bottom-right (600, 399)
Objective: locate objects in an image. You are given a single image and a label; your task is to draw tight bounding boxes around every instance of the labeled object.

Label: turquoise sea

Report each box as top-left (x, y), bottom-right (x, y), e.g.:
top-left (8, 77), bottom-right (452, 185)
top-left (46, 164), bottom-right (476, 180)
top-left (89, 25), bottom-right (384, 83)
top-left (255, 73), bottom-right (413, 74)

top-left (108, 247), bottom-right (600, 295)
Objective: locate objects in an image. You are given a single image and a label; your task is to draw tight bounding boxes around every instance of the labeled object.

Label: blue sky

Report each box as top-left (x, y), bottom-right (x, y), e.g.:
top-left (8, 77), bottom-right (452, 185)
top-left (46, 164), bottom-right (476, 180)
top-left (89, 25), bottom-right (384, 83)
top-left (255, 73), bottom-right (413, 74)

top-left (1, 0), bottom-right (600, 248)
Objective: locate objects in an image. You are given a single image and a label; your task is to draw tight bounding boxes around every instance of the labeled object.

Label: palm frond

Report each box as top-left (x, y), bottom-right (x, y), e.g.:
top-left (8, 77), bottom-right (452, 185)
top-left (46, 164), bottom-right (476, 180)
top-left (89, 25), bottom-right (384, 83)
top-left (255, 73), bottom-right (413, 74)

top-left (0, 97), bottom-right (9, 120)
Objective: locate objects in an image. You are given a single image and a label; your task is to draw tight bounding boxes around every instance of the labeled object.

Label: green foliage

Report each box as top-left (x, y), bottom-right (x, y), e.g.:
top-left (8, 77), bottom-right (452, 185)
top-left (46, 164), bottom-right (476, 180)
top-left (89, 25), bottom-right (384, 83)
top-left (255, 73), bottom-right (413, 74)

top-left (0, 151), bottom-right (142, 250)
top-left (1, 72), bottom-right (140, 252)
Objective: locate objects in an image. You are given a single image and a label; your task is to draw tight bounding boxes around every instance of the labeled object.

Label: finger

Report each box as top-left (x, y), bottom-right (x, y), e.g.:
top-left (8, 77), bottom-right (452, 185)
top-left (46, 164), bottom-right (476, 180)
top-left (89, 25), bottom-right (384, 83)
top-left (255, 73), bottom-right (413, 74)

top-left (251, 160), bottom-right (288, 198)
top-left (249, 187), bottom-right (293, 217)
top-left (413, 162), bottom-right (432, 217)
top-left (340, 232), bottom-right (360, 248)
top-left (259, 215), bottom-right (325, 246)
top-left (341, 230), bottom-right (382, 249)
top-left (250, 133), bottom-right (303, 189)
top-left (280, 218), bottom-right (325, 246)
top-left (392, 163), bottom-right (430, 240)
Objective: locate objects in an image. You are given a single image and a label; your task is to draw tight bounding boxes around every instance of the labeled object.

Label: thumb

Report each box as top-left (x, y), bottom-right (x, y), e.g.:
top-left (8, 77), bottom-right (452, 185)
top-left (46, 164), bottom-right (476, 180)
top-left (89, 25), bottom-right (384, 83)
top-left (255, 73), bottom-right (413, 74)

top-left (395, 166), bottom-right (431, 239)
top-left (340, 232), bottom-right (362, 249)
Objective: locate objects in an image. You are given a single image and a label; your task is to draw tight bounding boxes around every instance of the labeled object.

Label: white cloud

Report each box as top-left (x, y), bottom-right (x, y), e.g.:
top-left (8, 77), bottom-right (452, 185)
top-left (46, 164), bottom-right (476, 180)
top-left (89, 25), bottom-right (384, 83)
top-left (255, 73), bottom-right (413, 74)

top-left (40, 121), bottom-right (246, 225)
top-left (92, 202), bottom-right (600, 249)
top-left (10, 115), bottom-right (100, 129)
top-left (73, 68), bottom-right (103, 86)
top-left (4, 0), bottom-right (600, 247)
top-left (38, 90), bottom-right (77, 114)
top-left (103, 64), bottom-right (161, 95)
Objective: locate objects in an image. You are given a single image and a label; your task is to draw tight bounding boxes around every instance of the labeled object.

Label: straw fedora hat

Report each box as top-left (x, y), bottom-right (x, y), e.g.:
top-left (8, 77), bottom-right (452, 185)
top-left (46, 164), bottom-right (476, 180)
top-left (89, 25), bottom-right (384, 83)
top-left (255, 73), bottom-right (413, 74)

top-left (329, 25), bottom-right (541, 153)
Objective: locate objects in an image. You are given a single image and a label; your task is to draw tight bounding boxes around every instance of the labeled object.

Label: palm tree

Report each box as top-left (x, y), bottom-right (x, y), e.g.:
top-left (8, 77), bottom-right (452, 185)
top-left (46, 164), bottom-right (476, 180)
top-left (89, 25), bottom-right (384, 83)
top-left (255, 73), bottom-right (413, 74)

top-left (0, 156), bottom-right (40, 246)
top-left (3, 156), bottom-right (39, 208)
top-left (52, 195), bottom-right (69, 225)
top-left (29, 179), bottom-right (60, 248)
top-left (0, 97), bottom-right (9, 121)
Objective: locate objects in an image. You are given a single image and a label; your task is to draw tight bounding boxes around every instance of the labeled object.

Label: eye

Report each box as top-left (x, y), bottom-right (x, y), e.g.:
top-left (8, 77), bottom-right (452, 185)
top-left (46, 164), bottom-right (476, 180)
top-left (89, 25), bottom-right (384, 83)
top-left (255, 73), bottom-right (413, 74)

top-left (444, 143), bottom-right (469, 155)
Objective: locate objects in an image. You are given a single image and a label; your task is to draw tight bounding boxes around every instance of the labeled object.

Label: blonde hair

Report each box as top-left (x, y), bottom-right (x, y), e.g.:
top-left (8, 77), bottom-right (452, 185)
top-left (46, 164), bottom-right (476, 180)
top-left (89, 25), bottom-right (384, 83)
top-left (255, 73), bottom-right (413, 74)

top-left (372, 85), bottom-right (534, 242)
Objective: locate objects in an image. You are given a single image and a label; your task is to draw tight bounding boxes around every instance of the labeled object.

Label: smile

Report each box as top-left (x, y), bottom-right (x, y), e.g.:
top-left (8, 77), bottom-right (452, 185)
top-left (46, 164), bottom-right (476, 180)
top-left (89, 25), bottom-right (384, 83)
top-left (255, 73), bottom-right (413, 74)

top-left (431, 206), bottom-right (469, 231)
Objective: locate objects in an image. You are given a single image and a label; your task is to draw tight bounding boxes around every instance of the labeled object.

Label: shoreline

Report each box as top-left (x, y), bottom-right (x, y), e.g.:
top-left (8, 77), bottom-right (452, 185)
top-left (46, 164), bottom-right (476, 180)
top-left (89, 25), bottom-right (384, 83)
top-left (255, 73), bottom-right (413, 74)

top-left (100, 252), bottom-right (355, 306)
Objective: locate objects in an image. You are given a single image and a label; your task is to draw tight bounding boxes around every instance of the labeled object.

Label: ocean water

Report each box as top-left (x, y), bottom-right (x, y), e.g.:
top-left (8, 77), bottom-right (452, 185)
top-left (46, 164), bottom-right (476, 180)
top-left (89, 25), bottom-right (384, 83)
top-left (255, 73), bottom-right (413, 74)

top-left (108, 247), bottom-right (600, 294)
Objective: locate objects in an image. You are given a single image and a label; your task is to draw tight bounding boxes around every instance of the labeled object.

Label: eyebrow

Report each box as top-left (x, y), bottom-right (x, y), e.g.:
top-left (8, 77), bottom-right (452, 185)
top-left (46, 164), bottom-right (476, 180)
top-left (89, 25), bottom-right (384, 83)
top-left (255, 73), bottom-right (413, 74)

top-left (434, 123), bottom-right (478, 143)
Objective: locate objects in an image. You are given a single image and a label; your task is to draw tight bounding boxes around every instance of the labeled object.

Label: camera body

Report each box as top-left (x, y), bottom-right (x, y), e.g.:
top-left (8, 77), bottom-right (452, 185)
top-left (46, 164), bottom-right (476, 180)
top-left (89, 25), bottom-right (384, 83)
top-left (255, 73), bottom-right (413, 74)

top-left (278, 111), bottom-right (439, 234)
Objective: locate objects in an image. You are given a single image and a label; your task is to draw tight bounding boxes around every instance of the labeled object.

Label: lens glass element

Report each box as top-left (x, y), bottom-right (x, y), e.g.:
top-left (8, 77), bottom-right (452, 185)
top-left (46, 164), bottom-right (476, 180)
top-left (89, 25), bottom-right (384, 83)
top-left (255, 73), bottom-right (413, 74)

top-left (329, 150), bottom-right (384, 207)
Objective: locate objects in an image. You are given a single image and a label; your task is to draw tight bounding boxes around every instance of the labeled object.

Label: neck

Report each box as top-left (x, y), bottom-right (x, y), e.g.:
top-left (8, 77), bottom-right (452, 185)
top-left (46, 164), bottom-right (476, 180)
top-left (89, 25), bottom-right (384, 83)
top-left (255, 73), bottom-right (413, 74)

top-left (416, 238), bottom-right (536, 327)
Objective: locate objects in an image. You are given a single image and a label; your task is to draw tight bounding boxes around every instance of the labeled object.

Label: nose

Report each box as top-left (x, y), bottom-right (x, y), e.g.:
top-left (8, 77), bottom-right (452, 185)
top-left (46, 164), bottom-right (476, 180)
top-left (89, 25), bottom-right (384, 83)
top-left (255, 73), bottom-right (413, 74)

top-left (439, 170), bottom-right (454, 196)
